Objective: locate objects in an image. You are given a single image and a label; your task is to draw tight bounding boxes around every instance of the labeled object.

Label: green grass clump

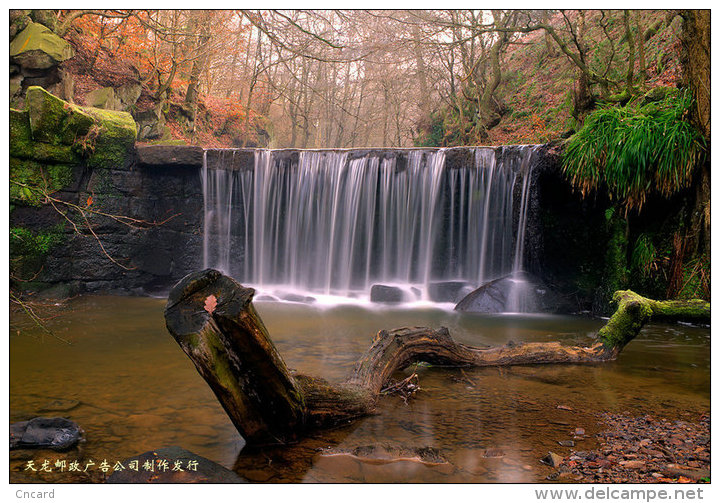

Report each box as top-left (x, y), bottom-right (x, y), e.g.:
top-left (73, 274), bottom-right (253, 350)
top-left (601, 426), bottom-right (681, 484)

top-left (562, 89), bottom-right (705, 210)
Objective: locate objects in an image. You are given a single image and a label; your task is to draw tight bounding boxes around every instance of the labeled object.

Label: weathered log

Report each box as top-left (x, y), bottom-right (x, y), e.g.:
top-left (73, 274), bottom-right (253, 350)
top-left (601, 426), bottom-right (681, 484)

top-left (164, 270), bottom-right (709, 445)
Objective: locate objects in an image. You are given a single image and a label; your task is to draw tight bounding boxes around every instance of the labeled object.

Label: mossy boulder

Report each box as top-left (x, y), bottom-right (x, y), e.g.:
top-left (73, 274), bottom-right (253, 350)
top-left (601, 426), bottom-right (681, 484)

top-left (135, 104), bottom-right (168, 140)
top-left (115, 83), bottom-right (142, 109)
top-left (12, 87), bottom-right (138, 169)
top-left (10, 108), bottom-right (80, 164)
top-left (26, 86), bottom-right (94, 145)
top-left (86, 87), bottom-right (122, 111)
top-left (641, 86), bottom-right (677, 106)
top-left (80, 107), bottom-right (137, 168)
top-left (10, 22), bottom-right (74, 70)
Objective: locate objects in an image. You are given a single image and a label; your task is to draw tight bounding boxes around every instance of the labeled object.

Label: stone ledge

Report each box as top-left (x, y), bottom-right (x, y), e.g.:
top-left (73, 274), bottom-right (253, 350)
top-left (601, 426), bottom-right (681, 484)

top-left (136, 145), bottom-right (204, 167)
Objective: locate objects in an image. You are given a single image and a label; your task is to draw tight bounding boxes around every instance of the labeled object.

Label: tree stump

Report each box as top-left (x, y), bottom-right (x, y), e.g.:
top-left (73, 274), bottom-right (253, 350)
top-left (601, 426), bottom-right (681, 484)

top-left (165, 270), bottom-right (710, 445)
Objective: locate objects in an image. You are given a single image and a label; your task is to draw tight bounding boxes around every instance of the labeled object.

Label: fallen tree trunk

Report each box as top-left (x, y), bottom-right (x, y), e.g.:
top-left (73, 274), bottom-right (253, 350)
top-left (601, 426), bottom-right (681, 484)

top-left (164, 270), bottom-right (710, 445)
top-left (597, 290), bottom-right (710, 357)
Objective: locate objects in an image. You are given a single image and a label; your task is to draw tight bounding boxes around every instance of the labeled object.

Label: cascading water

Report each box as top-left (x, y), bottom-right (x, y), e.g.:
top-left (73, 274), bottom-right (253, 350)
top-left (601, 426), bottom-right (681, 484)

top-left (201, 146), bottom-right (537, 307)
top-left (506, 149), bottom-right (537, 312)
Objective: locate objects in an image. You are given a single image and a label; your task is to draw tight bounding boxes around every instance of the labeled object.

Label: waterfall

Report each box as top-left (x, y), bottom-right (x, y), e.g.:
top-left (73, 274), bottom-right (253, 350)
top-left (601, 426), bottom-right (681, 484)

top-left (201, 146), bottom-right (537, 305)
top-left (506, 147), bottom-right (537, 312)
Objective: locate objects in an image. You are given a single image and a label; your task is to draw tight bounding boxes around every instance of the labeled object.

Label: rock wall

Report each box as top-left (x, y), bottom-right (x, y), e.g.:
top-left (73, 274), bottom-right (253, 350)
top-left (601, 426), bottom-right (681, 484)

top-left (11, 145), bottom-right (206, 297)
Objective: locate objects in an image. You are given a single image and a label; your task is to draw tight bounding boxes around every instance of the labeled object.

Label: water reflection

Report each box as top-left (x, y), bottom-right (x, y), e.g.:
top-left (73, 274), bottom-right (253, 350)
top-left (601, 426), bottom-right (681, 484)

top-left (9, 296), bottom-right (710, 483)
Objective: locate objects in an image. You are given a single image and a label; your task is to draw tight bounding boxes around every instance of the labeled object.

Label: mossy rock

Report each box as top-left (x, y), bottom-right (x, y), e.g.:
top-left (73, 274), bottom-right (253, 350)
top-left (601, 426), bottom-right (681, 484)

top-left (86, 87), bottom-right (123, 111)
top-left (25, 86), bottom-right (94, 145)
top-left (79, 106), bottom-right (137, 168)
top-left (10, 22), bottom-right (74, 70)
top-left (10, 108), bottom-right (80, 164)
top-left (10, 224), bottom-right (66, 281)
top-left (15, 87), bottom-right (138, 169)
top-left (641, 86), bottom-right (678, 105)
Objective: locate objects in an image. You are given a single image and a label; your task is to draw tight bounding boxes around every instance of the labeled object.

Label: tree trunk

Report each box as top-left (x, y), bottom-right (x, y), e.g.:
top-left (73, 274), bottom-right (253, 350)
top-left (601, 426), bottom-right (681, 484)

top-left (679, 10), bottom-right (711, 258)
top-left (165, 270), bottom-right (709, 446)
top-left (184, 26), bottom-right (212, 133)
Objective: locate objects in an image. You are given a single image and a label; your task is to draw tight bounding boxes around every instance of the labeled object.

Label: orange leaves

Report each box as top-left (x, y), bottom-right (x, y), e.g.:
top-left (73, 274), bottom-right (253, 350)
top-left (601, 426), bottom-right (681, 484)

top-left (204, 95), bottom-right (250, 122)
top-left (86, 195), bottom-right (93, 207)
top-left (204, 294), bottom-right (217, 314)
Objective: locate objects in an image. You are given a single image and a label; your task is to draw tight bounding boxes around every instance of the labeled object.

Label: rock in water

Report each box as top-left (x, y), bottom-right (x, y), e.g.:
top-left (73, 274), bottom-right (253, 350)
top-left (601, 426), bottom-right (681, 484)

top-left (10, 417), bottom-right (82, 450)
top-left (540, 451), bottom-right (564, 468)
top-left (107, 446), bottom-right (246, 483)
top-left (370, 284), bottom-right (410, 303)
top-left (455, 276), bottom-right (509, 312)
top-left (454, 273), bottom-right (570, 313)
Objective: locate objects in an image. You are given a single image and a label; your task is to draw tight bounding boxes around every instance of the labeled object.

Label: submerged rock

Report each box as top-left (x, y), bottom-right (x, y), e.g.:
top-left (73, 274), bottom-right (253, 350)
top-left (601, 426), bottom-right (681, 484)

top-left (278, 292), bottom-right (317, 303)
top-left (540, 451), bottom-right (564, 468)
top-left (39, 399), bottom-right (81, 412)
top-left (107, 446), bottom-right (246, 483)
top-left (10, 417), bottom-right (83, 451)
top-left (313, 445), bottom-right (453, 481)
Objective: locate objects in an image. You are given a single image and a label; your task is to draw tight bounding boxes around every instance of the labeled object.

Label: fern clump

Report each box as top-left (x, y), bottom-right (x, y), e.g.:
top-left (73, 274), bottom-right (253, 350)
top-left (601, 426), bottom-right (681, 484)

top-left (563, 89), bottom-right (705, 210)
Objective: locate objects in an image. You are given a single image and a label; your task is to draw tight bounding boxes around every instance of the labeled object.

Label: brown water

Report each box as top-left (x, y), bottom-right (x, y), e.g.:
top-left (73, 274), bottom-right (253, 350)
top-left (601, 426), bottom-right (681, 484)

top-left (9, 296), bottom-right (710, 483)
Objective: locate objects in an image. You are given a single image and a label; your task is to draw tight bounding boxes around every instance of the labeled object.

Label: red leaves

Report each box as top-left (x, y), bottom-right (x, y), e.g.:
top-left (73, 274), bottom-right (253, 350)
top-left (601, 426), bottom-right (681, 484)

top-left (204, 294), bottom-right (217, 314)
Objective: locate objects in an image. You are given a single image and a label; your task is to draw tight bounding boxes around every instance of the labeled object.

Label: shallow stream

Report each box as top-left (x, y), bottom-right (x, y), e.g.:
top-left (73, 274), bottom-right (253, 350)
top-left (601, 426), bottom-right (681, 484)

top-left (9, 296), bottom-right (710, 483)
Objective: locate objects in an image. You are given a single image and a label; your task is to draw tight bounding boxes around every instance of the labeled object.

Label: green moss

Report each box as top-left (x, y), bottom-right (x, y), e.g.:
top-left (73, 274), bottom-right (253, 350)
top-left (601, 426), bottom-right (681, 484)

top-left (597, 291), bottom-right (652, 350)
top-left (79, 106), bottom-right (137, 168)
top-left (13, 87), bottom-right (138, 169)
top-left (26, 86), bottom-right (94, 145)
top-left (597, 290), bottom-right (710, 351)
top-left (10, 108), bottom-right (80, 164)
top-left (10, 157), bottom-right (73, 206)
top-left (10, 223), bottom-right (65, 281)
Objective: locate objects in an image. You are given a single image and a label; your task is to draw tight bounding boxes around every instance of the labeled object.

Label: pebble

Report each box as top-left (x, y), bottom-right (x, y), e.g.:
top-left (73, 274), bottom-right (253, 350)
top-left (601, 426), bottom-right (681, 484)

top-left (544, 412), bottom-right (710, 484)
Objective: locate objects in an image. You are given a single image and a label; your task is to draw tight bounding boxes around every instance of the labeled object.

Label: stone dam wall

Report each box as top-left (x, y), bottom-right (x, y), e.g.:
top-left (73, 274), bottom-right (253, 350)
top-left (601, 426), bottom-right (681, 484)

top-left (11, 142), bottom-right (601, 306)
